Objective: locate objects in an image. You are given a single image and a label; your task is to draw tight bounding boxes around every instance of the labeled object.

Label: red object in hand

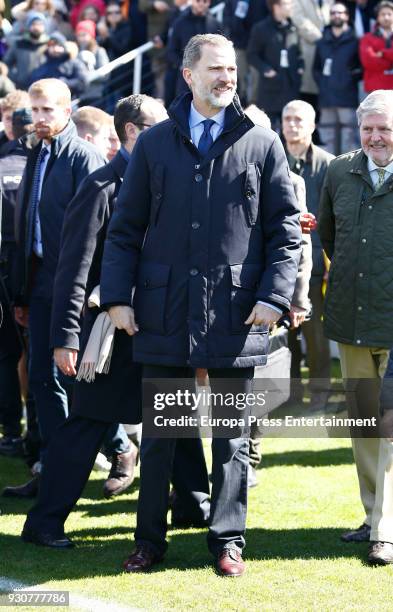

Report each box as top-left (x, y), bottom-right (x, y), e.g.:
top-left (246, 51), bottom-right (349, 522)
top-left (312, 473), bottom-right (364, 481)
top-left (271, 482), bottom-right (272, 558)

top-left (300, 212), bottom-right (317, 234)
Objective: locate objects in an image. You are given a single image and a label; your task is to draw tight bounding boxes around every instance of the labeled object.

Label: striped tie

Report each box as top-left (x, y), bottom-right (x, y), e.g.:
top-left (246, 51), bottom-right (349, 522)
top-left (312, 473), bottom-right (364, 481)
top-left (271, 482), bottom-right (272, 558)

top-left (26, 146), bottom-right (49, 256)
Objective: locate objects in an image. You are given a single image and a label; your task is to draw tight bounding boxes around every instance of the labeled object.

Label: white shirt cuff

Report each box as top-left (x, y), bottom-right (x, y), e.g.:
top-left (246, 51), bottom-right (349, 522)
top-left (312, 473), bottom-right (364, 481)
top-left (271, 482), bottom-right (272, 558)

top-left (257, 301), bottom-right (283, 315)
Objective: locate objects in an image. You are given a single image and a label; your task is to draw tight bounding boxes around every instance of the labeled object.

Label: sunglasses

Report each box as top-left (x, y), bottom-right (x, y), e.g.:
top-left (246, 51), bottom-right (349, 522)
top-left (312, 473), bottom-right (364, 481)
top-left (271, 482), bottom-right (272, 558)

top-left (107, 10), bottom-right (121, 15)
top-left (134, 122), bottom-right (153, 129)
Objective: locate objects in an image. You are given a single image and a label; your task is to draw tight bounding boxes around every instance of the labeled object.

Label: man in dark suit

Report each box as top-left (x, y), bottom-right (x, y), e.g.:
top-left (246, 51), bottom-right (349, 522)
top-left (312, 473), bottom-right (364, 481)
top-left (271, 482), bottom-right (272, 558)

top-left (2, 78), bottom-right (105, 499)
top-left (100, 34), bottom-right (301, 576)
top-left (21, 94), bottom-right (211, 548)
top-left (282, 99), bottom-right (334, 409)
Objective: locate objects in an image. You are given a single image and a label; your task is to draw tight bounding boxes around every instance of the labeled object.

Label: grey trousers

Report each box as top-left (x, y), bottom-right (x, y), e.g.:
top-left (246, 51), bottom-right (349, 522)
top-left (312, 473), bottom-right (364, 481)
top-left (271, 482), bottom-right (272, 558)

top-left (319, 107), bottom-right (359, 156)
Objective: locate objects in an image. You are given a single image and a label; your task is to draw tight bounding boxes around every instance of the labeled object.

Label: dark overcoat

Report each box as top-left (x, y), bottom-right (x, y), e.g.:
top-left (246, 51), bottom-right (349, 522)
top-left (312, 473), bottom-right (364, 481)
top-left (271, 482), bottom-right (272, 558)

top-left (101, 93), bottom-right (302, 369)
top-left (313, 26), bottom-right (361, 109)
top-left (50, 151), bottom-right (142, 424)
top-left (247, 16), bottom-right (303, 114)
top-left (14, 119), bottom-right (105, 303)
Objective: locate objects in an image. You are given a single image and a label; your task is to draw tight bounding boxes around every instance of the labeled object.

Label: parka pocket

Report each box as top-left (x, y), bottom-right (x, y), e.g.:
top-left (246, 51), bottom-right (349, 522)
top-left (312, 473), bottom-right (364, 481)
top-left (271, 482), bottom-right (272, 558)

top-left (150, 163), bottom-right (165, 226)
top-left (243, 163), bottom-right (261, 226)
top-left (230, 263), bottom-right (268, 334)
top-left (133, 262), bottom-right (171, 335)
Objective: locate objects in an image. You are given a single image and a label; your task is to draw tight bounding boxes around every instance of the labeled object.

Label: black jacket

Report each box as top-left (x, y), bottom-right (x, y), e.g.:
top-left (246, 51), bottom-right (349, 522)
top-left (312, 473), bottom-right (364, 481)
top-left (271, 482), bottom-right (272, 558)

top-left (50, 151), bottom-right (141, 424)
top-left (100, 92), bottom-right (301, 368)
top-left (99, 20), bottom-right (133, 60)
top-left (167, 8), bottom-right (221, 95)
top-left (14, 120), bottom-right (105, 303)
top-left (247, 16), bottom-right (303, 114)
top-left (313, 26), bottom-right (361, 108)
top-left (0, 139), bottom-right (28, 359)
top-left (223, 0), bottom-right (268, 50)
top-left (28, 52), bottom-right (89, 97)
top-left (0, 140), bottom-right (27, 247)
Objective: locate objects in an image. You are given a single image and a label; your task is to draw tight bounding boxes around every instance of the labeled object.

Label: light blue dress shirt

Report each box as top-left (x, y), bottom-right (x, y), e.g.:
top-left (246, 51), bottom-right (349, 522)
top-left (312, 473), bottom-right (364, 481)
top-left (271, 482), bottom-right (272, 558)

top-left (189, 102), bottom-right (225, 147)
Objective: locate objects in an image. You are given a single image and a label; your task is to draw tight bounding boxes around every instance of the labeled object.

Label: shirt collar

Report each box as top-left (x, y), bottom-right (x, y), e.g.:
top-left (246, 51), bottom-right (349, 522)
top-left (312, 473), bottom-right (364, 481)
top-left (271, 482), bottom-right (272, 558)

top-left (189, 101), bottom-right (226, 129)
top-left (367, 156), bottom-right (393, 175)
top-left (120, 145), bottom-right (130, 162)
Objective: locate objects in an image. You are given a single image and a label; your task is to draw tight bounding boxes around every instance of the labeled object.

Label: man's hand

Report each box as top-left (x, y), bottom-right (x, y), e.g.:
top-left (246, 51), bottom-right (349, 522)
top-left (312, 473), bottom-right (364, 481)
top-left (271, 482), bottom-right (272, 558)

top-left (264, 69), bottom-right (277, 78)
top-left (300, 212), bottom-right (317, 234)
top-left (244, 303), bottom-right (281, 328)
top-left (108, 305), bottom-right (139, 336)
top-left (14, 306), bottom-right (29, 328)
top-left (96, 19), bottom-right (109, 38)
top-left (54, 348), bottom-right (78, 376)
top-left (153, 0), bottom-right (170, 12)
top-left (153, 35), bottom-right (164, 49)
top-left (289, 305), bottom-right (308, 329)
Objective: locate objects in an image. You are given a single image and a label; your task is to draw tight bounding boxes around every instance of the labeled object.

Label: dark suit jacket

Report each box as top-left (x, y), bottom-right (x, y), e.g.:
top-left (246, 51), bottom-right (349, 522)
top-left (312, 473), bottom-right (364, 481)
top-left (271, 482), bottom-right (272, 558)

top-left (287, 143), bottom-right (334, 281)
top-left (51, 151), bottom-right (141, 424)
top-left (14, 119), bottom-right (105, 302)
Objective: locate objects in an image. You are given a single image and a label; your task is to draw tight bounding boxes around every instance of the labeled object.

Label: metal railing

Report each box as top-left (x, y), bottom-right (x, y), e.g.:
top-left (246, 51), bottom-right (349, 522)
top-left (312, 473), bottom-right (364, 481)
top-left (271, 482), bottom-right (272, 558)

top-left (87, 2), bottom-right (225, 95)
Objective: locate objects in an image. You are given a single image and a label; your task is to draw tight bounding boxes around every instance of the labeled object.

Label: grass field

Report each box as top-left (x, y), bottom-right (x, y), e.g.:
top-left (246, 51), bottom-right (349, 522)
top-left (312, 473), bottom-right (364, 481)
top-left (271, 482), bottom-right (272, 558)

top-left (1, 435), bottom-right (393, 612)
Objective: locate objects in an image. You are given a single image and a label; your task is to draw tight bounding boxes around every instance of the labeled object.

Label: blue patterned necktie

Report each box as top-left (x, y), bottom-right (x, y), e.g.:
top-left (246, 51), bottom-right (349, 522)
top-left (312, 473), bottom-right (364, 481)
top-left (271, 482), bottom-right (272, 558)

top-left (198, 119), bottom-right (215, 156)
top-left (26, 146), bottom-right (49, 256)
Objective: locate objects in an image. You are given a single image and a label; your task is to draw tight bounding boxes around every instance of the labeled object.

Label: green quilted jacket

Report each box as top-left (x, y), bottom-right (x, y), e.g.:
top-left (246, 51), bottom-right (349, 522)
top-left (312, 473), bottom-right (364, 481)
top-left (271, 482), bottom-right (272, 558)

top-left (318, 149), bottom-right (393, 348)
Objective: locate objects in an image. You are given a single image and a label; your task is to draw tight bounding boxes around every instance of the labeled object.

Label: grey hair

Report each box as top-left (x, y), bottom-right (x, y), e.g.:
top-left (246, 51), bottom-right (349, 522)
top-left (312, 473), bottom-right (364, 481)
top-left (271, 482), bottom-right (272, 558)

top-left (357, 90), bottom-right (393, 125)
top-left (282, 99), bottom-right (316, 124)
top-left (245, 105), bottom-right (271, 129)
top-left (182, 34), bottom-right (234, 70)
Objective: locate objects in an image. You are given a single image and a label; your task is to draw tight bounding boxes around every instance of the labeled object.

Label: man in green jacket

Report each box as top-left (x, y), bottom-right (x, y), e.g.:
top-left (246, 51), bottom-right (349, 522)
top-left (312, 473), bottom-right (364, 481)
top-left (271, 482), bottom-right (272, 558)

top-left (319, 89), bottom-right (393, 566)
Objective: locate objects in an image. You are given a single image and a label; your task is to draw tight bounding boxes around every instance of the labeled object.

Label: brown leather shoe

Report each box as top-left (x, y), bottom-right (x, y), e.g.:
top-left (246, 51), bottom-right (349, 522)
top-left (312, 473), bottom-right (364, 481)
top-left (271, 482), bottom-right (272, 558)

top-left (368, 541), bottom-right (393, 565)
top-left (2, 475), bottom-right (39, 498)
top-left (123, 545), bottom-right (163, 573)
top-left (341, 523), bottom-right (371, 543)
top-left (216, 548), bottom-right (245, 577)
top-left (103, 441), bottom-right (138, 498)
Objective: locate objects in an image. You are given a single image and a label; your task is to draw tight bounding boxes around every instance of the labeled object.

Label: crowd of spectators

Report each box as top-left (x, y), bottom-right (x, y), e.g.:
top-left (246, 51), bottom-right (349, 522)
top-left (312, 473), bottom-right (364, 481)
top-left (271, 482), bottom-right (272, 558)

top-left (0, 0), bottom-right (391, 152)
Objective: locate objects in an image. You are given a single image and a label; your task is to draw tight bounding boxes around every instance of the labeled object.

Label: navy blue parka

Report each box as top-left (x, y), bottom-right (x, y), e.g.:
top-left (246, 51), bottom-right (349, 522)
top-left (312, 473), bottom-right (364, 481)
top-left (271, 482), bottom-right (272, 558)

top-left (100, 93), bottom-right (301, 368)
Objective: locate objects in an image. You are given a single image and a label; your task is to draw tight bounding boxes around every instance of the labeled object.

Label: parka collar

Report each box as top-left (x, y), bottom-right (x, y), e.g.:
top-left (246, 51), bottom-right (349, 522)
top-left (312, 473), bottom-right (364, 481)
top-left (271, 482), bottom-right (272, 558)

top-left (110, 149), bottom-right (127, 180)
top-left (322, 25), bottom-right (356, 43)
top-left (348, 149), bottom-right (373, 188)
top-left (168, 91), bottom-right (247, 139)
top-left (49, 119), bottom-right (78, 155)
top-left (168, 91), bottom-right (254, 166)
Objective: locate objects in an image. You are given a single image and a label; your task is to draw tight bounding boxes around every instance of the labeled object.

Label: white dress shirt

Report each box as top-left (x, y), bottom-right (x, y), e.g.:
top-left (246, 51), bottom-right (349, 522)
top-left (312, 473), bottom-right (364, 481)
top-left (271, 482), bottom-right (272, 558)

top-left (33, 143), bottom-right (51, 258)
top-left (367, 157), bottom-right (393, 188)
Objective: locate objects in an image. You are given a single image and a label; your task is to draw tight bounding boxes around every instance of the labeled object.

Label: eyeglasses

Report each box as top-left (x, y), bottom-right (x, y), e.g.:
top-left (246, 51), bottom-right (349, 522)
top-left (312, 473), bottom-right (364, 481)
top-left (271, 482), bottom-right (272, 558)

top-left (107, 10), bottom-right (121, 15)
top-left (330, 10), bottom-right (347, 14)
top-left (134, 122), bottom-right (153, 130)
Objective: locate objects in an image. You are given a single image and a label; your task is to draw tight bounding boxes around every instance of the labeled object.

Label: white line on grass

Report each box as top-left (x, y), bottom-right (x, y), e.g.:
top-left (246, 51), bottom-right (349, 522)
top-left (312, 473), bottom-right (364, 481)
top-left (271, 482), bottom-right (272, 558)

top-left (0, 576), bottom-right (142, 612)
